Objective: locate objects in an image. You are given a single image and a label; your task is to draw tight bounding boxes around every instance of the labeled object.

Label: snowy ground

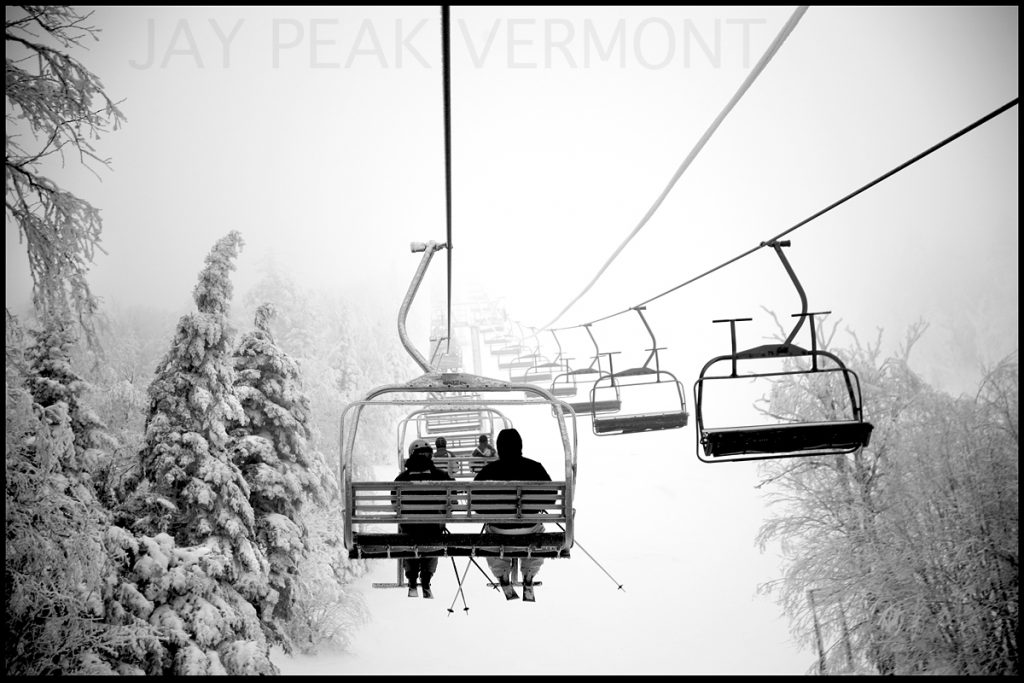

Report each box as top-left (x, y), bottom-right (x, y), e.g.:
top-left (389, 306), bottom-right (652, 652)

top-left (274, 386), bottom-right (812, 675)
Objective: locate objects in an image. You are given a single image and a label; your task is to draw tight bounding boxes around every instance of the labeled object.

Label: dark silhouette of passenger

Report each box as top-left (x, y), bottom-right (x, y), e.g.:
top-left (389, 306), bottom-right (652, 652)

top-left (394, 438), bottom-right (453, 598)
top-left (473, 428), bottom-right (552, 602)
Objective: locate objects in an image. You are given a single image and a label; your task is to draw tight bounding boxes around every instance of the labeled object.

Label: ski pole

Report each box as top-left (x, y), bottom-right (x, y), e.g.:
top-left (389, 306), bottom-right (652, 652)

top-left (463, 528), bottom-right (500, 591)
top-left (447, 558), bottom-right (472, 615)
top-left (468, 556), bottom-right (501, 590)
top-left (557, 522), bottom-right (625, 592)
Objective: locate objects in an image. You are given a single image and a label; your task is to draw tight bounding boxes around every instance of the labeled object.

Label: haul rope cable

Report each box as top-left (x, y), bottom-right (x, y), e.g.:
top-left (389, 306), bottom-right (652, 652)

top-left (540, 5), bottom-right (810, 332)
top-left (540, 96), bottom-right (1019, 334)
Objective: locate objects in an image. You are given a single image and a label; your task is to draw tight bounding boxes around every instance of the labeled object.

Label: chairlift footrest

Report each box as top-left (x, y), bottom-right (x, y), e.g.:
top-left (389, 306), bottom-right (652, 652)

top-left (486, 581), bottom-right (543, 588)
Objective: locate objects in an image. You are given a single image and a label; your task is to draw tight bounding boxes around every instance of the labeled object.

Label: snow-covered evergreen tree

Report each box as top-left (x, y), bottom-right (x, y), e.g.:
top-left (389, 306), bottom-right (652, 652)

top-left (6, 312), bottom-right (154, 675)
top-left (117, 231), bottom-right (278, 674)
top-left (231, 302), bottom-right (331, 649)
top-left (98, 527), bottom-right (267, 674)
top-left (6, 386), bottom-right (111, 674)
top-left (25, 311), bottom-right (117, 482)
top-left (238, 272), bottom-right (409, 654)
top-left (84, 304), bottom-right (175, 507)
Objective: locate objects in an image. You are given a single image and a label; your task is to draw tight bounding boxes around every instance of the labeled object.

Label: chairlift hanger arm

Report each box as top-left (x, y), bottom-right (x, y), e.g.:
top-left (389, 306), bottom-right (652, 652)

top-left (400, 241), bottom-right (448, 373)
top-left (583, 323), bottom-right (606, 372)
top-left (759, 239), bottom-right (808, 347)
top-left (513, 320), bottom-right (527, 343)
top-left (632, 306), bottom-right (667, 372)
top-left (550, 329), bottom-right (564, 363)
top-left (527, 325), bottom-right (542, 357)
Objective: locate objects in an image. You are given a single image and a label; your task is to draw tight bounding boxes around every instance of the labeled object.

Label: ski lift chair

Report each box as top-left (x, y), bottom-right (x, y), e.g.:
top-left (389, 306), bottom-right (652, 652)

top-left (345, 241), bottom-right (578, 566)
top-left (693, 241), bottom-right (873, 463)
top-left (343, 373), bottom-right (577, 560)
top-left (590, 308), bottom-right (688, 436)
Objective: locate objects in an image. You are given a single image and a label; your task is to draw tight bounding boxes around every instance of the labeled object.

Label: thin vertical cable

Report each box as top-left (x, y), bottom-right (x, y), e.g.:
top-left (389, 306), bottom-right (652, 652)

top-left (441, 6), bottom-right (453, 353)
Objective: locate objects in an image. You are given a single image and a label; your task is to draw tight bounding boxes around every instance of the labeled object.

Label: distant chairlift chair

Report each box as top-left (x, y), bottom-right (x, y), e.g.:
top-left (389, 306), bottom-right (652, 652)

top-left (552, 324), bottom-right (622, 416)
top-left (590, 307), bottom-right (688, 436)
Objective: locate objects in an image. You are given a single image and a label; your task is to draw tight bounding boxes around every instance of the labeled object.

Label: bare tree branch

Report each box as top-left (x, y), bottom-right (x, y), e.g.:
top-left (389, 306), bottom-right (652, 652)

top-left (5, 5), bottom-right (125, 348)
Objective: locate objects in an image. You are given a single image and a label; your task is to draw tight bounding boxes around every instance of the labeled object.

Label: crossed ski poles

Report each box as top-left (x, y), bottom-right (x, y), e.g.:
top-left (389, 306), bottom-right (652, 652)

top-left (447, 555), bottom-right (500, 615)
top-left (445, 522), bottom-right (625, 612)
top-left (446, 527), bottom-right (501, 615)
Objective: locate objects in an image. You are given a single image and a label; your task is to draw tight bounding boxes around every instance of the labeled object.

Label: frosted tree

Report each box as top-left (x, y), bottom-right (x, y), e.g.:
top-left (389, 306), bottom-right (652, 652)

top-left (6, 312), bottom-right (159, 675)
top-left (231, 302), bottom-right (331, 649)
top-left (6, 6), bottom-right (125, 343)
top-left (6, 386), bottom-right (111, 674)
top-left (131, 232), bottom-right (251, 540)
top-left (76, 304), bottom-right (178, 507)
top-left (97, 527), bottom-right (270, 675)
top-left (237, 276), bottom-right (414, 653)
top-left (117, 231), bottom-right (278, 674)
top-left (25, 310), bottom-right (117, 482)
top-left (756, 320), bottom-right (1018, 675)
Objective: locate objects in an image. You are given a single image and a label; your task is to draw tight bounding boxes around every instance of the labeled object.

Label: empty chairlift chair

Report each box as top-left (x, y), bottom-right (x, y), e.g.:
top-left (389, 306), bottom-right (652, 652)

top-left (510, 341), bottom-right (556, 383)
top-left (510, 327), bottom-right (558, 385)
top-left (486, 333), bottom-right (515, 347)
top-left (505, 352), bottom-right (542, 377)
top-left (693, 241), bottom-right (873, 463)
top-left (550, 357), bottom-right (579, 398)
top-left (590, 307), bottom-right (688, 436)
top-left (494, 344), bottom-right (527, 364)
top-left (554, 324), bottom-right (622, 416)
top-left (547, 332), bottom-right (578, 397)
top-left (522, 359), bottom-right (559, 385)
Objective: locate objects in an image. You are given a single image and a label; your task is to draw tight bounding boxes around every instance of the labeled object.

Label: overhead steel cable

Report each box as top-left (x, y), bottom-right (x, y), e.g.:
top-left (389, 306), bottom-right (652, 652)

top-left (441, 5), bottom-right (453, 352)
top-left (539, 5), bottom-right (810, 332)
top-left (546, 96), bottom-right (1019, 332)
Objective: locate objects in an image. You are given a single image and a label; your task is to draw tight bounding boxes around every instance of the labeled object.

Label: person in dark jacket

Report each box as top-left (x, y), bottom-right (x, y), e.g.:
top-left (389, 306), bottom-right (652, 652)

top-left (395, 438), bottom-right (454, 599)
top-left (473, 428), bottom-right (552, 602)
top-left (432, 436), bottom-right (454, 476)
top-left (470, 433), bottom-right (497, 473)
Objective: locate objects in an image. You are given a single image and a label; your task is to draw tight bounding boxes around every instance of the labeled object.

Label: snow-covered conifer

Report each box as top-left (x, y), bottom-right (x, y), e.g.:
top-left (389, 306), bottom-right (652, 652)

top-left (133, 231), bottom-right (254, 545)
top-left (5, 356), bottom-right (122, 674)
top-left (118, 231), bottom-right (278, 674)
top-left (26, 312), bottom-right (117, 480)
top-left (232, 303), bottom-right (331, 649)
